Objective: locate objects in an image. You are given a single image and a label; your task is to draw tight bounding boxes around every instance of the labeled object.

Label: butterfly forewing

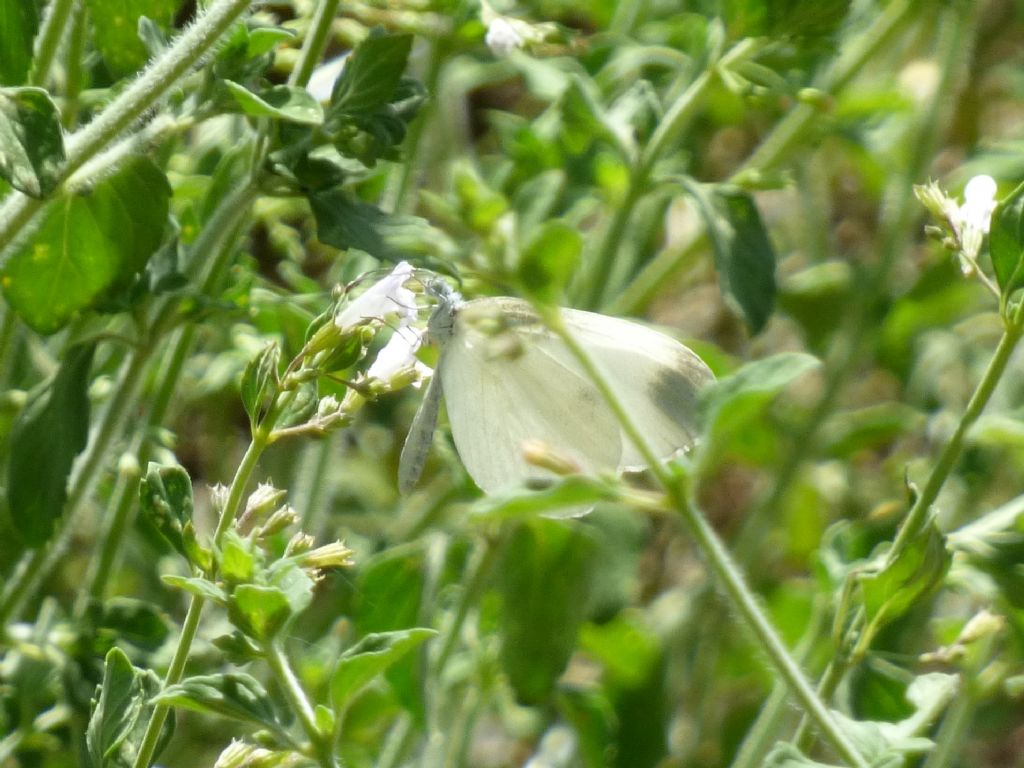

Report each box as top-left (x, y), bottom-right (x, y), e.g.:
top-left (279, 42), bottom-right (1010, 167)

top-left (439, 303), bottom-right (622, 492)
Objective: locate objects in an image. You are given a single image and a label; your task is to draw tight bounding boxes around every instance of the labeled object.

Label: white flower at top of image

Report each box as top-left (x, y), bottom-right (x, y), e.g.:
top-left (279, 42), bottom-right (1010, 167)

top-left (485, 17), bottom-right (526, 56)
top-left (367, 325), bottom-right (431, 387)
top-left (335, 261), bottom-right (417, 331)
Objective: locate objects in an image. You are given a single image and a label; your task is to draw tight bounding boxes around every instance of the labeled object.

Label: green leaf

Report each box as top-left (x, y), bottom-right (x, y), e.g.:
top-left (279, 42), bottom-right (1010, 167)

top-left (697, 352), bottom-right (820, 469)
top-left (989, 180), bottom-right (1024, 298)
top-left (859, 515), bottom-right (951, 634)
top-left (354, 545), bottom-right (426, 721)
top-left (85, 0), bottom-right (179, 76)
top-left (161, 574), bottom-right (227, 603)
top-left (224, 82), bottom-right (324, 125)
top-left (0, 87), bottom-right (64, 197)
top-left (331, 628), bottom-right (437, 711)
top-left (139, 462), bottom-right (195, 563)
top-left (230, 584), bottom-right (293, 640)
top-left (2, 156), bottom-right (171, 334)
top-left (680, 180), bottom-right (777, 333)
top-left (152, 673), bottom-right (285, 735)
top-left (470, 475), bottom-right (622, 520)
top-left (497, 519), bottom-right (596, 704)
top-left (86, 648), bottom-right (172, 768)
top-left (7, 343), bottom-right (94, 546)
top-left (240, 342), bottom-right (280, 429)
top-left (220, 532), bottom-right (258, 584)
top-left (309, 187), bottom-right (434, 263)
top-left (0, 0), bottom-right (38, 85)
top-left (329, 34), bottom-right (413, 116)
top-left (559, 77), bottom-right (629, 157)
top-left (517, 220), bottom-right (582, 306)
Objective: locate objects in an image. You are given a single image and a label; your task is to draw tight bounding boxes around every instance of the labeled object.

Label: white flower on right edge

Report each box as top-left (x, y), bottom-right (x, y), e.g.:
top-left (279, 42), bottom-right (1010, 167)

top-left (956, 174), bottom-right (998, 266)
top-left (915, 174), bottom-right (999, 275)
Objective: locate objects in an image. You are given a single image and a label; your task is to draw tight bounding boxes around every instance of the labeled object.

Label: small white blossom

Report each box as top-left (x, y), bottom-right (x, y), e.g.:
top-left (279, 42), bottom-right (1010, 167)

top-left (307, 54), bottom-right (349, 102)
top-left (956, 175), bottom-right (998, 270)
top-left (335, 261), bottom-right (417, 331)
top-left (486, 17), bottom-right (526, 56)
top-left (367, 325), bottom-right (431, 386)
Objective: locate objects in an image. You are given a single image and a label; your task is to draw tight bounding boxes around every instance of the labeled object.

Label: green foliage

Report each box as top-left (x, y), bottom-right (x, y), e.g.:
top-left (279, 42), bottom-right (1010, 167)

top-left (225, 82), bottom-right (324, 125)
top-left (3, 1), bottom-right (1024, 766)
top-left (7, 342), bottom-right (93, 546)
top-left (0, 86), bottom-right (64, 197)
top-left (496, 519), bottom-right (597, 704)
top-left (152, 673), bottom-right (287, 737)
top-left (330, 628), bottom-right (437, 712)
top-left (517, 220), bottom-right (582, 305)
top-left (240, 342), bottom-right (280, 430)
top-left (990, 180), bottom-right (1024, 300)
top-left (139, 462), bottom-right (207, 569)
top-left (0, 0), bottom-right (38, 85)
top-left (2, 156), bottom-right (171, 333)
top-left (679, 180), bottom-right (778, 333)
top-left (85, 0), bottom-right (180, 77)
top-left (86, 648), bottom-right (172, 768)
top-left (858, 517), bottom-right (951, 640)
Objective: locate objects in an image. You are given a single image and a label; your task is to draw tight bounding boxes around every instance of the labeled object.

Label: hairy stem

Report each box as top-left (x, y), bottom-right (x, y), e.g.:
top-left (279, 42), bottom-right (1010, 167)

top-left (545, 309), bottom-right (870, 768)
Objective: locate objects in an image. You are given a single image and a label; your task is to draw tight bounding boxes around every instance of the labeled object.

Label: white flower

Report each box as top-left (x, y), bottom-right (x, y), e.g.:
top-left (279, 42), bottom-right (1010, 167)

top-left (367, 325), bottom-right (432, 386)
top-left (307, 54), bottom-right (349, 102)
top-left (335, 261), bottom-right (417, 330)
top-left (485, 17), bottom-right (525, 56)
top-left (956, 175), bottom-right (998, 267)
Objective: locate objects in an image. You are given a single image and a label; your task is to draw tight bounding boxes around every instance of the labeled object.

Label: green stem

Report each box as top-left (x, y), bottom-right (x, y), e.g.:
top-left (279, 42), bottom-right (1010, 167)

top-left (289, 0), bottom-right (340, 88)
top-left (611, 0), bottom-right (919, 316)
top-left (264, 641), bottom-right (336, 768)
top-left (790, 298), bottom-right (1019, 751)
top-left (728, 602), bottom-right (828, 768)
top-left (77, 326), bottom-right (196, 611)
top-left (545, 310), bottom-right (870, 768)
top-left (0, 0), bottom-right (255, 250)
top-left (583, 68), bottom-right (713, 310)
top-left (132, 434), bottom-right (269, 768)
top-left (132, 595), bottom-right (205, 768)
top-left (920, 675), bottom-right (974, 768)
top-left (894, 321), bottom-right (1022, 552)
top-left (61, 0), bottom-right (88, 127)
top-left (28, 0), bottom-right (77, 86)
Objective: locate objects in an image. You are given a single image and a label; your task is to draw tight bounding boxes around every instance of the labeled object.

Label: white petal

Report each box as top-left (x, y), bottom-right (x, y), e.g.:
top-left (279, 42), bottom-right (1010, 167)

top-left (335, 262), bottom-right (417, 330)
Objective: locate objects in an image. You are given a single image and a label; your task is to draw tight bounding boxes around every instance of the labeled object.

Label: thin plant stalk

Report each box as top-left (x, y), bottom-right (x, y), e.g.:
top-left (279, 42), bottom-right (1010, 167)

top-left (28, 0), bottom-right (77, 87)
top-left (582, 67), bottom-right (714, 310)
top-left (132, 432), bottom-right (269, 768)
top-left (0, 0), bottom-right (256, 250)
top-left (790, 303), bottom-right (1024, 749)
top-left (289, 0), bottom-right (341, 88)
top-left (542, 307), bottom-right (871, 768)
top-left (264, 640), bottom-right (336, 768)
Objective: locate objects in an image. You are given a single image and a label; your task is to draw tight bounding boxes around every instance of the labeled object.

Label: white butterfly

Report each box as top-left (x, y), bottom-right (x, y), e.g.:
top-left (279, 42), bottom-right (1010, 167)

top-left (398, 281), bottom-right (715, 495)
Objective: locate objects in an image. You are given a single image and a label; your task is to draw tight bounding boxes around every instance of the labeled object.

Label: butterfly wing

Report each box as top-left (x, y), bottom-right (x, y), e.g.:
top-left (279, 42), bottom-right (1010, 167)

top-left (559, 306), bottom-right (714, 468)
top-left (439, 301), bottom-right (622, 492)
